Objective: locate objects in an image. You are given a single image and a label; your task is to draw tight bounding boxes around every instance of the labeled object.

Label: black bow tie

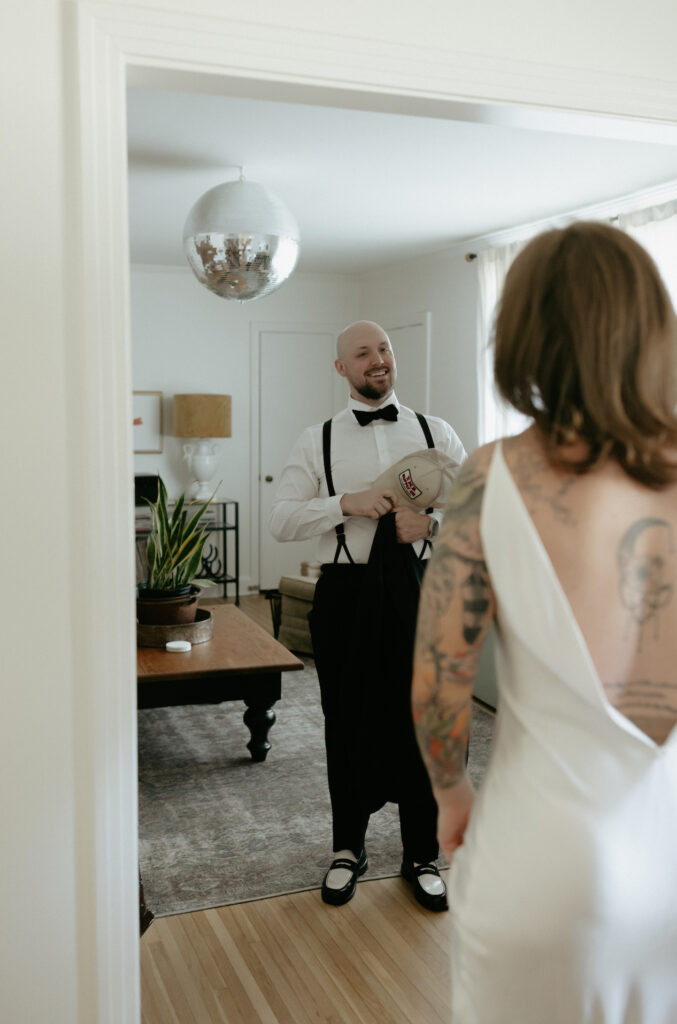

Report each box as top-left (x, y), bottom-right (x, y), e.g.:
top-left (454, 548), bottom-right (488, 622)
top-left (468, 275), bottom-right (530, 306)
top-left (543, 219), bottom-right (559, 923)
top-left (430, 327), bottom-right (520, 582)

top-left (353, 404), bottom-right (399, 426)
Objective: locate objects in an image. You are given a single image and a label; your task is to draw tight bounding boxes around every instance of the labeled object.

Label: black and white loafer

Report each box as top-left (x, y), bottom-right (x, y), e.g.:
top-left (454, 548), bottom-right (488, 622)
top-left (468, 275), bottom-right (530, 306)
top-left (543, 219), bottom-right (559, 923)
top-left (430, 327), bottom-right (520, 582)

top-left (321, 849), bottom-right (368, 906)
top-left (401, 860), bottom-right (448, 912)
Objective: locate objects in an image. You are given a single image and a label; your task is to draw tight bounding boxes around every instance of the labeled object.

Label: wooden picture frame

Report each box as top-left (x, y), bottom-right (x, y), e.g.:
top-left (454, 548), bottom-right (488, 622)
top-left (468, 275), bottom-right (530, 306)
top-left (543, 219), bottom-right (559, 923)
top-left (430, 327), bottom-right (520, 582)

top-left (133, 391), bottom-right (163, 453)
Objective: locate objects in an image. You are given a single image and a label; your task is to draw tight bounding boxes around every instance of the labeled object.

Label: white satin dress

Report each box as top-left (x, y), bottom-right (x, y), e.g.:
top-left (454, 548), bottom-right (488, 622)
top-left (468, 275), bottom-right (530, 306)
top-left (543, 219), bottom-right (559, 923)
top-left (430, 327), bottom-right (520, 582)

top-left (448, 443), bottom-right (677, 1023)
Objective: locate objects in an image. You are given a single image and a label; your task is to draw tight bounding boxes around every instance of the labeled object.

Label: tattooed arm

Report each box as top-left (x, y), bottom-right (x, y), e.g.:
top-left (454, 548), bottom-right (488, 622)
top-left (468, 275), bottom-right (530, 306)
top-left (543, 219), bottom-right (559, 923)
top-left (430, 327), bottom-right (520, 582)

top-left (412, 445), bottom-right (496, 860)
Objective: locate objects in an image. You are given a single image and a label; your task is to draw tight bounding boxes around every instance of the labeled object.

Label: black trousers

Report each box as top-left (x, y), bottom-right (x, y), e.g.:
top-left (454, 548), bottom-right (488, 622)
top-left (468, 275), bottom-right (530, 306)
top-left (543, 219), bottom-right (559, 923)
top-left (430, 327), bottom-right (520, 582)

top-left (309, 562), bottom-right (439, 864)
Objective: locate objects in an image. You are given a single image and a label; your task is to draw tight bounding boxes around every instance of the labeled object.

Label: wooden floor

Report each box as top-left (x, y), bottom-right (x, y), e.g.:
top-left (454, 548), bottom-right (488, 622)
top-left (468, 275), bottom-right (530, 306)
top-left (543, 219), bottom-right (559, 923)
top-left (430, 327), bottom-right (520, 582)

top-left (140, 593), bottom-right (453, 1024)
top-left (203, 593), bottom-right (276, 634)
top-left (140, 876), bottom-right (452, 1024)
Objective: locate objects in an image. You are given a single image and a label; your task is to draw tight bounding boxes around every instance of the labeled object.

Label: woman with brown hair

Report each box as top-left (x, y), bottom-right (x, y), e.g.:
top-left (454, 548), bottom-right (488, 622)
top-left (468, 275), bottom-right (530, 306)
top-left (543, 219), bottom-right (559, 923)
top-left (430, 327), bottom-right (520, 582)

top-left (412, 221), bottom-right (677, 1022)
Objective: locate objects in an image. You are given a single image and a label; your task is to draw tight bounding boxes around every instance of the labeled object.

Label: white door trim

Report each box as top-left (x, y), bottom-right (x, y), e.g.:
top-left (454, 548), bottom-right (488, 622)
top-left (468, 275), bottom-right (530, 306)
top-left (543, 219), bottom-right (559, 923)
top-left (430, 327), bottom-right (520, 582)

top-left (71, 4), bottom-right (677, 1019)
top-left (87, 3), bottom-right (677, 126)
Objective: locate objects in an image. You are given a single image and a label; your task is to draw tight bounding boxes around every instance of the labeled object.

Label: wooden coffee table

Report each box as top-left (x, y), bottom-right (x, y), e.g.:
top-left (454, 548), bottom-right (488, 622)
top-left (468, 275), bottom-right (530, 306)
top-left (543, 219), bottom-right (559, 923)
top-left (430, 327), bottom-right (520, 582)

top-left (137, 604), bottom-right (304, 761)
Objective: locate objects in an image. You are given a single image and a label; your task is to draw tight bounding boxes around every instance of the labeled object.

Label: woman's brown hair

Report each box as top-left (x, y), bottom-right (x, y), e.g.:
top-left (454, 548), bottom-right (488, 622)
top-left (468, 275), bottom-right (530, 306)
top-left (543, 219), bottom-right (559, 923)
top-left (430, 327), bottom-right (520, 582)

top-left (494, 220), bottom-right (677, 487)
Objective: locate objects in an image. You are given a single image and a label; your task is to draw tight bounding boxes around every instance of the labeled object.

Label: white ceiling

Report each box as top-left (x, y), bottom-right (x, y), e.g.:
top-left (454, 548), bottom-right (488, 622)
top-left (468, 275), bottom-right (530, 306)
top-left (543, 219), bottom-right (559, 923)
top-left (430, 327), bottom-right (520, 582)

top-left (127, 86), bottom-right (677, 274)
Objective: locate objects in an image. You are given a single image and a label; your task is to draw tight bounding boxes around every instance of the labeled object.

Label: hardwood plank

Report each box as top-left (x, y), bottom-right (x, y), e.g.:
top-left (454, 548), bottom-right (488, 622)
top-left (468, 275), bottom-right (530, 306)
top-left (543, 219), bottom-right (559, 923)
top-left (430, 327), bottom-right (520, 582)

top-left (201, 909), bottom-right (282, 1024)
top-left (174, 914), bottom-right (237, 1024)
top-left (141, 934), bottom-right (200, 1024)
top-left (141, 944), bottom-right (183, 1024)
top-left (251, 896), bottom-right (375, 1024)
top-left (192, 909), bottom-right (270, 1024)
top-left (230, 905), bottom-right (329, 1024)
top-left (355, 883), bottom-right (450, 1014)
top-left (156, 917), bottom-right (223, 1023)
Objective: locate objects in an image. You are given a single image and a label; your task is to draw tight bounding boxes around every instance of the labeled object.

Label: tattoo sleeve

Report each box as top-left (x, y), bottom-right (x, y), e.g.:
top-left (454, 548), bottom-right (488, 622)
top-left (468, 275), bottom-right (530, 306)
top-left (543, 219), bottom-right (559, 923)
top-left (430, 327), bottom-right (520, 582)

top-left (412, 453), bottom-right (495, 790)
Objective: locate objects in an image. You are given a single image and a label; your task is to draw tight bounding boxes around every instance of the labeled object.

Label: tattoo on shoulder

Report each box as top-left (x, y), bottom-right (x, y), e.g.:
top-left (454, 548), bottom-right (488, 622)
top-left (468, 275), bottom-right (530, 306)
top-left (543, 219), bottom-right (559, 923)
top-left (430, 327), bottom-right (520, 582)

top-left (510, 447), bottom-right (576, 525)
top-left (444, 457), bottom-right (486, 521)
top-left (441, 452), bottom-right (490, 554)
top-left (618, 517), bottom-right (675, 652)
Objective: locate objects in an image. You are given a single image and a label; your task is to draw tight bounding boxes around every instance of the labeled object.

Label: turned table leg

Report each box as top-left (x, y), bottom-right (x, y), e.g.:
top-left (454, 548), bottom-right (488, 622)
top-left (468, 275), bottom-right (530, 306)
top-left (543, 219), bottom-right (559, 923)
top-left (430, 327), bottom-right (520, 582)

top-left (242, 671), bottom-right (280, 761)
top-left (243, 700), bottom-right (277, 761)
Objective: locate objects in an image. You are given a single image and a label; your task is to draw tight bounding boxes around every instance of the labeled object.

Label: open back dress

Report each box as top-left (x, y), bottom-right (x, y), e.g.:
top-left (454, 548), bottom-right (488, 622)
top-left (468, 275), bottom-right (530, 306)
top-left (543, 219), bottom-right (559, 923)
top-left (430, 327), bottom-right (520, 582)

top-left (448, 442), bottom-right (677, 1023)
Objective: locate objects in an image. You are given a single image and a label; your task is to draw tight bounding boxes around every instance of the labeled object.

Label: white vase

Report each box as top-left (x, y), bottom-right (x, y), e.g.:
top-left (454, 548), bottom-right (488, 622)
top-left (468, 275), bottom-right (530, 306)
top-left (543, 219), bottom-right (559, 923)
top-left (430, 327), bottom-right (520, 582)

top-left (183, 439), bottom-right (219, 499)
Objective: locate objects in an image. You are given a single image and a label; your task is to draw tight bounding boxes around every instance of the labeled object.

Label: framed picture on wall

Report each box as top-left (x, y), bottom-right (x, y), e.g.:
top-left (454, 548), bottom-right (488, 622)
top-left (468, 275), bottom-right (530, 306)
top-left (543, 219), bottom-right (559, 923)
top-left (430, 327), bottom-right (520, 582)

top-left (133, 391), bottom-right (163, 453)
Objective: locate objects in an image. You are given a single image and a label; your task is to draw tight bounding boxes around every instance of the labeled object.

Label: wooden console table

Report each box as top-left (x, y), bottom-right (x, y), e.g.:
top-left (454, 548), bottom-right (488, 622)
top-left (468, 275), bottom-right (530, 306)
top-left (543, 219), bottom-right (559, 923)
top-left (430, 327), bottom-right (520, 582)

top-left (137, 604), bottom-right (303, 761)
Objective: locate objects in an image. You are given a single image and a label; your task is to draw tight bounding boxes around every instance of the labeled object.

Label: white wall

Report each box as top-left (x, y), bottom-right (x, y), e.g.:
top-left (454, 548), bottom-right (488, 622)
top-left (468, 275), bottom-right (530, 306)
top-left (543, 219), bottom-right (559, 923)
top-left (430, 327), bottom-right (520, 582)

top-left (359, 244), bottom-right (480, 451)
top-left (6, 1), bottom-right (677, 1021)
top-left (131, 265), bottom-right (358, 589)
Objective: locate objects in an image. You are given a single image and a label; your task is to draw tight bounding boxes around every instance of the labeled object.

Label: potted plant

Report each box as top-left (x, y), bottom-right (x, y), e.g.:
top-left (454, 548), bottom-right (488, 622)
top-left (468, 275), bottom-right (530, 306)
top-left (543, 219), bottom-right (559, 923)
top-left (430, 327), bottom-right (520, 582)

top-left (136, 477), bottom-right (216, 626)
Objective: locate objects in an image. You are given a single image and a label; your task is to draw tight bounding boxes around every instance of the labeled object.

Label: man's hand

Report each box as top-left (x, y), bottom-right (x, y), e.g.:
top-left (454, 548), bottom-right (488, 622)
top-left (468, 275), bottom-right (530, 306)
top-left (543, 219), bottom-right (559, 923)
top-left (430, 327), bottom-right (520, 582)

top-left (394, 507), bottom-right (433, 544)
top-left (340, 487), bottom-right (397, 519)
top-left (435, 775), bottom-right (476, 862)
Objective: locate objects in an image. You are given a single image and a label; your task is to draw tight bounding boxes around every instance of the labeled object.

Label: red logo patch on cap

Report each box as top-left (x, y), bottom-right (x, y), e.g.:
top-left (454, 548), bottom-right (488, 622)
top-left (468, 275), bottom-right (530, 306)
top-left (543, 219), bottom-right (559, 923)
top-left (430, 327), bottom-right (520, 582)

top-left (398, 468), bottom-right (422, 501)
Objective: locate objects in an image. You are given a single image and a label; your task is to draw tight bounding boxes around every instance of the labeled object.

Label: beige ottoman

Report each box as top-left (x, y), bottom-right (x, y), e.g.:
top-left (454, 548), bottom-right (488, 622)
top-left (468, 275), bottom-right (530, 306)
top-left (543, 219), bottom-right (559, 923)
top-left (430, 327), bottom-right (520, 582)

top-left (277, 574), bottom-right (317, 655)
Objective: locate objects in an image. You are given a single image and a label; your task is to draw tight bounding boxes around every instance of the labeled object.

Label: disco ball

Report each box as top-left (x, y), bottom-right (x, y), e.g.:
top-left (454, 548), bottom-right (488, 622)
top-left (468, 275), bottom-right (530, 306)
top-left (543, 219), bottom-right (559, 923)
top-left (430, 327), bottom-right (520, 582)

top-left (183, 179), bottom-right (300, 302)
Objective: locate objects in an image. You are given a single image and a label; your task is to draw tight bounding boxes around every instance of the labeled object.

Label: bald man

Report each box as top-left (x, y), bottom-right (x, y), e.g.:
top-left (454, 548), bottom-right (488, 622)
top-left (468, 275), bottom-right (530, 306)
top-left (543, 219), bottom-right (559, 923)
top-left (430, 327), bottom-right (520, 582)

top-left (270, 321), bottom-right (466, 911)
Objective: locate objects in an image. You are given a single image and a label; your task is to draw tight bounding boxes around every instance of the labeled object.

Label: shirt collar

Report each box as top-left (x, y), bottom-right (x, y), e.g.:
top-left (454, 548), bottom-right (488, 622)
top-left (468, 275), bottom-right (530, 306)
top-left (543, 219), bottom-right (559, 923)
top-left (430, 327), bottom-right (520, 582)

top-left (347, 392), bottom-right (400, 414)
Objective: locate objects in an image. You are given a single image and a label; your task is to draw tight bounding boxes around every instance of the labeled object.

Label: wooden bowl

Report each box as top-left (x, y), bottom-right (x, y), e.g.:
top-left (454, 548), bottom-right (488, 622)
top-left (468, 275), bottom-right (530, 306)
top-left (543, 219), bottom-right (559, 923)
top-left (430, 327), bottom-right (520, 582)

top-left (136, 607), bottom-right (214, 648)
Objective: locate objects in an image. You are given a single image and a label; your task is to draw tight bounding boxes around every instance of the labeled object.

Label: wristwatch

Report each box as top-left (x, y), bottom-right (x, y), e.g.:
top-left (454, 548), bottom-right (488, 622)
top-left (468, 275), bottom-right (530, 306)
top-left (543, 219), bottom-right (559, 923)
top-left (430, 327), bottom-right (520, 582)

top-left (427, 516), bottom-right (439, 540)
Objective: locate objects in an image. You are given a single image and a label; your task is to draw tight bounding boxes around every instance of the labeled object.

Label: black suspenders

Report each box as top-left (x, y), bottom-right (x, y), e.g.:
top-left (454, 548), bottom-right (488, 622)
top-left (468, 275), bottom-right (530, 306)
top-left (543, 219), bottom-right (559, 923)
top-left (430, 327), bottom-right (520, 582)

top-left (415, 412), bottom-right (435, 560)
top-left (322, 418), bottom-right (355, 564)
top-left (323, 412), bottom-right (436, 563)
top-left (415, 412), bottom-right (434, 450)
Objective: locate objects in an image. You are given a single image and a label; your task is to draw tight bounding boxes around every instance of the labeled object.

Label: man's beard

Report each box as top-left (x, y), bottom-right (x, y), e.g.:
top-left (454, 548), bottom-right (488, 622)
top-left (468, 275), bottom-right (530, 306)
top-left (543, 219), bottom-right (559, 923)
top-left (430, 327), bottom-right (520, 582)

top-left (355, 375), bottom-right (392, 401)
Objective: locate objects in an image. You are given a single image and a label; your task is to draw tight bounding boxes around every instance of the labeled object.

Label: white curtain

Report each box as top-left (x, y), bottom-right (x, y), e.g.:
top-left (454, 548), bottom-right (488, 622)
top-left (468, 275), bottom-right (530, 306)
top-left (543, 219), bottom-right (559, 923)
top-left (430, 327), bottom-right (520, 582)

top-left (617, 200), bottom-right (677, 309)
top-left (475, 199), bottom-right (677, 446)
top-left (476, 240), bottom-right (532, 444)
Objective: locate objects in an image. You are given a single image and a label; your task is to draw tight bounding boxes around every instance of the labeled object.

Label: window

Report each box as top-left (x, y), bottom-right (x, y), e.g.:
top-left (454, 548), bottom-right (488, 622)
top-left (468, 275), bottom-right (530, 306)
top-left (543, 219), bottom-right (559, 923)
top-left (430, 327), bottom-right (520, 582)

top-left (476, 240), bottom-right (531, 445)
top-left (476, 199), bottom-right (677, 446)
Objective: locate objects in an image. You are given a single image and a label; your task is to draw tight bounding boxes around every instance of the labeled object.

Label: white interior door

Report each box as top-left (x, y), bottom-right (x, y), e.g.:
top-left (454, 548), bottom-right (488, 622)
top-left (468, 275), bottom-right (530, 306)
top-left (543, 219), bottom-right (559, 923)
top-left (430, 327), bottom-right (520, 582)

top-left (385, 313), bottom-right (431, 413)
top-left (258, 326), bottom-right (338, 589)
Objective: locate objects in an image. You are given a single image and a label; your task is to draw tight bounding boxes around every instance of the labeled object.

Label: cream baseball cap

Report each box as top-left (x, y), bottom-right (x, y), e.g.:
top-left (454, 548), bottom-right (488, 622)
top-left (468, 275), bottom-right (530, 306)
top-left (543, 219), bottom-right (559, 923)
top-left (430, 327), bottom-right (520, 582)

top-left (372, 449), bottom-right (460, 510)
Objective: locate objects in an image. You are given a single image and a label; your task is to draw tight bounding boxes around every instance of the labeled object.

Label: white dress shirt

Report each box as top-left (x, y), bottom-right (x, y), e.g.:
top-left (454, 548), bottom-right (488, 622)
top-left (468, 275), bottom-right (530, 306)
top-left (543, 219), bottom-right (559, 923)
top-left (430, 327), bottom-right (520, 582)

top-left (269, 393), bottom-right (467, 564)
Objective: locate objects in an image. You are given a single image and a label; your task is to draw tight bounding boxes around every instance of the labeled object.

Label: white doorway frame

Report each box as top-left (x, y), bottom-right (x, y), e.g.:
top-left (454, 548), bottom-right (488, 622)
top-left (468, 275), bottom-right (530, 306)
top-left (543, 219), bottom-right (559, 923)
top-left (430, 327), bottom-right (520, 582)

top-left (71, 4), bottom-right (677, 1019)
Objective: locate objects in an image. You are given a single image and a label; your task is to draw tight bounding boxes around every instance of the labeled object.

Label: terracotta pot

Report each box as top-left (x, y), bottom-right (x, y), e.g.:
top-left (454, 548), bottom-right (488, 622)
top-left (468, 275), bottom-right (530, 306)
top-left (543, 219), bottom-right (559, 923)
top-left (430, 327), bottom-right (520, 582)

top-left (136, 584), bottom-right (200, 626)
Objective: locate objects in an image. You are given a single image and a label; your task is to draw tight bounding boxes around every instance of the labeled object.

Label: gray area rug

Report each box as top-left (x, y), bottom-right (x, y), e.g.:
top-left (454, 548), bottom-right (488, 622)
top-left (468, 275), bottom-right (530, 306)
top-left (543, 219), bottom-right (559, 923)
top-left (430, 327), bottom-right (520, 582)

top-left (138, 657), bottom-right (495, 917)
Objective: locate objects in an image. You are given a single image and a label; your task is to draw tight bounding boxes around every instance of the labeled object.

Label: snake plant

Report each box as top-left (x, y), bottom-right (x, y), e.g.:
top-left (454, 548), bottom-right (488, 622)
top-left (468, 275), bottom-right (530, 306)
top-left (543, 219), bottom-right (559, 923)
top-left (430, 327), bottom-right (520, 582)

top-left (141, 477), bottom-right (215, 592)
